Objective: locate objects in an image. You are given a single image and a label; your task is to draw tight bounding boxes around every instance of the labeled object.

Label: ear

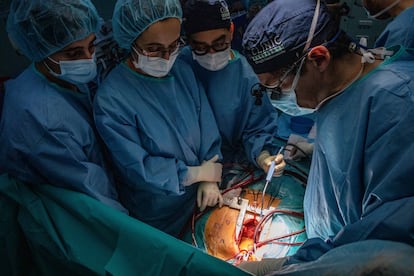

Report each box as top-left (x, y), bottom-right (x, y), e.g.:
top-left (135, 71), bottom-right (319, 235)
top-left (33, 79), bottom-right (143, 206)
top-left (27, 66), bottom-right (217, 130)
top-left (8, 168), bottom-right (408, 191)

top-left (229, 22), bottom-right (234, 40)
top-left (307, 45), bottom-right (330, 72)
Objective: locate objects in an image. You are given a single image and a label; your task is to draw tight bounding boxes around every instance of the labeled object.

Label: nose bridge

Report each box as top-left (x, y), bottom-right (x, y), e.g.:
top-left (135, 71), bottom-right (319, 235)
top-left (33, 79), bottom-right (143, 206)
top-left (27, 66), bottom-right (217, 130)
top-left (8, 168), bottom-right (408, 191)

top-left (76, 48), bottom-right (93, 59)
top-left (161, 50), bottom-right (171, 60)
top-left (207, 45), bottom-right (216, 54)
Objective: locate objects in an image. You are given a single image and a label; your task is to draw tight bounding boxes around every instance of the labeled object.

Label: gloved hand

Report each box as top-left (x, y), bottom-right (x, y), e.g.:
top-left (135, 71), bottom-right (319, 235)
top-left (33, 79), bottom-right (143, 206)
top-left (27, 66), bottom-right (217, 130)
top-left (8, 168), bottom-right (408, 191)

top-left (184, 155), bottom-right (223, 186)
top-left (197, 181), bottom-right (223, 211)
top-left (289, 142), bottom-right (314, 161)
top-left (256, 150), bottom-right (286, 177)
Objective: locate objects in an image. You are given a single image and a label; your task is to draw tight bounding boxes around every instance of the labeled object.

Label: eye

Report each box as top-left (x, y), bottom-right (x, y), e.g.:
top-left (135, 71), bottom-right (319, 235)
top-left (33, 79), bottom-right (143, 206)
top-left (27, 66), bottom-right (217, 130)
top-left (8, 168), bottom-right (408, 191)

top-left (213, 41), bottom-right (226, 49)
top-left (167, 41), bottom-right (179, 52)
top-left (89, 44), bottom-right (96, 54)
top-left (145, 46), bottom-right (163, 53)
top-left (64, 50), bottom-right (84, 59)
top-left (192, 43), bottom-right (208, 51)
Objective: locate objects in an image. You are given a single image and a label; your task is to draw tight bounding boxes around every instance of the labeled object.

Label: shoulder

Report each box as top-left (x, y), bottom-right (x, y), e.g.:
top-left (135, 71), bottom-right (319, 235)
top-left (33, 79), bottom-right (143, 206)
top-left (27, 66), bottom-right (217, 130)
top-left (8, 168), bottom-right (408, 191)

top-left (229, 50), bottom-right (260, 83)
top-left (175, 50), bottom-right (196, 72)
top-left (171, 53), bottom-right (198, 82)
top-left (96, 64), bottom-right (132, 99)
top-left (5, 66), bottom-right (66, 112)
top-left (396, 6), bottom-right (414, 19)
top-left (7, 66), bottom-right (44, 93)
top-left (371, 48), bottom-right (414, 97)
top-left (177, 46), bottom-right (195, 66)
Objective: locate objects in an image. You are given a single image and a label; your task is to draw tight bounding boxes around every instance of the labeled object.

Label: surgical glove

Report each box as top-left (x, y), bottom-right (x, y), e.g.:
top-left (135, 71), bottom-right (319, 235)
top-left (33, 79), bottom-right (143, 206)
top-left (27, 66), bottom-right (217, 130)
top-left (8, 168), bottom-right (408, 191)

top-left (197, 181), bottom-right (223, 211)
top-left (289, 142), bottom-right (314, 161)
top-left (256, 150), bottom-right (286, 177)
top-left (184, 154), bottom-right (222, 186)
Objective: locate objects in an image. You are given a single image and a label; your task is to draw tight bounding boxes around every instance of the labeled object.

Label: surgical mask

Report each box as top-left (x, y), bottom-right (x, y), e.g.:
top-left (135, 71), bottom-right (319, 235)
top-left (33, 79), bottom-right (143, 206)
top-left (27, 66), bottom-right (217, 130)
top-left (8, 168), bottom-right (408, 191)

top-left (132, 46), bottom-right (178, 78)
top-left (46, 53), bottom-right (97, 85)
top-left (364, 0), bottom-right (400, 19)
top-left (192, 48), bottom-right (230, 71)
top-left (268, 56), bottom-right (314, 116)
top-left (273, 91), bottom-right (315, 117)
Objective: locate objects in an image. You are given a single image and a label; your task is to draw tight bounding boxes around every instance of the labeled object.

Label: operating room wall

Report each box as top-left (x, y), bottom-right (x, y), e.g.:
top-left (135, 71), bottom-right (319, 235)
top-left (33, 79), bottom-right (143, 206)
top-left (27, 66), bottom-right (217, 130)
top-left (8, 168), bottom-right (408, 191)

top-left (0, 0), bottom-right (390, 78)
top-left (338, 0), bottom-right (390, 46)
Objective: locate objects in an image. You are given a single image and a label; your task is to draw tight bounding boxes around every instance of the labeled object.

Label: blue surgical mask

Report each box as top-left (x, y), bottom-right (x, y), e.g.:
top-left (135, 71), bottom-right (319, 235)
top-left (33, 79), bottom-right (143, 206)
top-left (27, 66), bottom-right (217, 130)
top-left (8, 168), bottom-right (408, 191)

top-left (132, 46), bottom-right (178, 78)
top-left (267, 56), bottom-right (313, 116)
top-left (192, 48), bottom-right (230, 71)
top-left (272, 91), bottom-right (315, 117)
top-left (46, 53), bottom-right (97, 84)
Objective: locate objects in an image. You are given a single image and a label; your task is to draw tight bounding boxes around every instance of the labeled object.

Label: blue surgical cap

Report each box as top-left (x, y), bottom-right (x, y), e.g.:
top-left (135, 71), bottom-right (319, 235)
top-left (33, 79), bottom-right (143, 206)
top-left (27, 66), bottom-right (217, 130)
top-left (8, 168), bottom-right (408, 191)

top-left (7, 0), bottom-right (100, 62)
top-left (242, 0), bottom-right (338, 74)
top-left (112, 0), bottom-right (183, 50)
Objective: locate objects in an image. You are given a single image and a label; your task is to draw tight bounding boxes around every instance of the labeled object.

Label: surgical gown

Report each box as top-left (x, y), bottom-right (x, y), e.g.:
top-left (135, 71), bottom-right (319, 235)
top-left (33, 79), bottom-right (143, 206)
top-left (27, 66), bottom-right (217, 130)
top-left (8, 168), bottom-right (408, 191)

top-left (295, 46), bottom-right (414, 263)
top-left (93, 57), bottom-right (222, 237)
top-left (181, 47), bottom-right (279, 166)
top-left (0, 65), bottom-right (125, 212)
top-left (375, 6), bottom-right (414, 48)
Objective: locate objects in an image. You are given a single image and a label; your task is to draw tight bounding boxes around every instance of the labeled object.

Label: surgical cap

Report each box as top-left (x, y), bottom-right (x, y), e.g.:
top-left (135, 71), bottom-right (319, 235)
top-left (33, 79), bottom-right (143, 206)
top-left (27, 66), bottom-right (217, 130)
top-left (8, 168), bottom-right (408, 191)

top-left (112, 0), bottom-right (182, 49)
top-left (242, 0), bottom-right (338, 74)
top-left (7, 0), bottom-right (100, 62)
top-left (183, 0), bottom-right (231, 36)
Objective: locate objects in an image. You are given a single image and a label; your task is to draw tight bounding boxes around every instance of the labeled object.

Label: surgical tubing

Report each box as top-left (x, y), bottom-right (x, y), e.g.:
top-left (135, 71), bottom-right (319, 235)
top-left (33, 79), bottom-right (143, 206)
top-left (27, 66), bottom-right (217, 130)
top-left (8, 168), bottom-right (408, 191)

top-left (253, 209), bottom-right (305, 248)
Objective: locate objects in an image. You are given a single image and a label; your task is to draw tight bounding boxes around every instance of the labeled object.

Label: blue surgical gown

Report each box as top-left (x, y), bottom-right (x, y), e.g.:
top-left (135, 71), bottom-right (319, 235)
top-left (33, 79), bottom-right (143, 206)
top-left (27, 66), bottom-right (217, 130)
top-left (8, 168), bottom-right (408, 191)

top-left (274, 112), bottom-right (315, 140)
top-left (375, 6), bottom-right (414, 48)
top-left (304, 46), bottom-right (414, 247)
top-left (0, 65), bottom-right (125, 212)
top-left (93, 57), bottom-right (222, 237)
top-left (181, 47), bottom-right (279, 166)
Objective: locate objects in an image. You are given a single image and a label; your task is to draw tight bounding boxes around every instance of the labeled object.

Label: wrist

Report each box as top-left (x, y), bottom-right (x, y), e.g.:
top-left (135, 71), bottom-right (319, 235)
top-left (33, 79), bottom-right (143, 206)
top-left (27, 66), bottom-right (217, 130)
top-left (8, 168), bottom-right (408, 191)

top-left (256, 150), bottom-right (270, 168)
top-left (184, 166), bottom-right (200, 186)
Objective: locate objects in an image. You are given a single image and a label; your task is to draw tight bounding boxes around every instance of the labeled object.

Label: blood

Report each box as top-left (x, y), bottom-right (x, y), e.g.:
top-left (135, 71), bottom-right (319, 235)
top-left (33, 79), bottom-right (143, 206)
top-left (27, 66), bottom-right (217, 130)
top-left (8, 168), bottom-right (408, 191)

top-left (241, 218), bottom-right (259, 239)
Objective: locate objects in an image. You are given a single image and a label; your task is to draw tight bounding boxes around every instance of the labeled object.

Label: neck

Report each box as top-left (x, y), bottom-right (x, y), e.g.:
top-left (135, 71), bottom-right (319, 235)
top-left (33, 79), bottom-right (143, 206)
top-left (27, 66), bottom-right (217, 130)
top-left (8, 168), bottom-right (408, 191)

top-left (329, 56), bottom-right (364, 93)
top-left (230, 49), bottom-right (235, 60)
top-left (315, 54), bottom-right (380, 108)
top-left (391, 0), bottom-right (414, 16)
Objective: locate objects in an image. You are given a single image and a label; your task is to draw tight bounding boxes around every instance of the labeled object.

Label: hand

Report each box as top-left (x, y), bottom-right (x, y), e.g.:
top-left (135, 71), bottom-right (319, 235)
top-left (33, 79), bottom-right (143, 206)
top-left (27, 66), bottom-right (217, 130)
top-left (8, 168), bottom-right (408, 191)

top-left (289, 142), bottom-right (314, 161)
top-left (257, 150), bottom-right (286, 177)
top-left (199, 155), bottom-right (222, 182)
top-left (184, 154), bottom-right (223, 186)
top-left (197, 182), bottom-right (223, 211)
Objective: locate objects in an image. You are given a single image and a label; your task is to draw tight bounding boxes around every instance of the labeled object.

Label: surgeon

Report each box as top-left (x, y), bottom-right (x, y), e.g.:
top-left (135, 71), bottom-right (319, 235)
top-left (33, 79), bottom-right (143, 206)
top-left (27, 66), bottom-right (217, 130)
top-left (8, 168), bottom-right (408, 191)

top-left (363, 0), bottom-right (414, 48)
top-left (238, 0), bottom-right (414, 274)
top-left (0, 0), bottom-right (125, 211)
top-left (93, 0), bottom-right (224, 237)
top-left (181, 0), bottom-right (285, 182)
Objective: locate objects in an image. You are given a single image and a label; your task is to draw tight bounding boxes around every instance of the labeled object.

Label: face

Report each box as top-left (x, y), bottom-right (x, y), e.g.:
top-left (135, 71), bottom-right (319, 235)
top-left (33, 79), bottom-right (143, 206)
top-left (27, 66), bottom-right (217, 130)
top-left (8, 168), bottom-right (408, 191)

top-left (257, 68), bottom-right (296, 91)
top-left (189, 27), bottom-right (232, 55)
top-left (258, 56), bottom-right (318, 108)
top-left (292, 61), bottom-right (318, 108)
top-left (45, 33), bottom-right (96, 74)
top-left (257, 54), bottom-right (306, 96)
top-left (362, 0), bottom-right (381, 12)
top-left (133, 18), bottom-right (182, 60)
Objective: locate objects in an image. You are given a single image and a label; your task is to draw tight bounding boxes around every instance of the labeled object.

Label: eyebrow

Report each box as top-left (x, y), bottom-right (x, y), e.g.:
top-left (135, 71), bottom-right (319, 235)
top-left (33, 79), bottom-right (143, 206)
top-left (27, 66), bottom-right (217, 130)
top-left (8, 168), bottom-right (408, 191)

top-left (141, 37), bottom-right (180, 47)
top-left (62, 37), bottom-right (97, 52)
top-left (191, 35), bottom-right (227, 45)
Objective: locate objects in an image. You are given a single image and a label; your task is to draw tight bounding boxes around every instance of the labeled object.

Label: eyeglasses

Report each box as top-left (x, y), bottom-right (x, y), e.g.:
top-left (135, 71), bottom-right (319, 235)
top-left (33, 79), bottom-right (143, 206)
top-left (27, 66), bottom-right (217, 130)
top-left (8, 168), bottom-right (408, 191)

top-left (133, 38), bottom-right (184, 58)
top-left (189, 35), bottom-right (231, 56)
top-left (262, 54), bottom-right (307, 100)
